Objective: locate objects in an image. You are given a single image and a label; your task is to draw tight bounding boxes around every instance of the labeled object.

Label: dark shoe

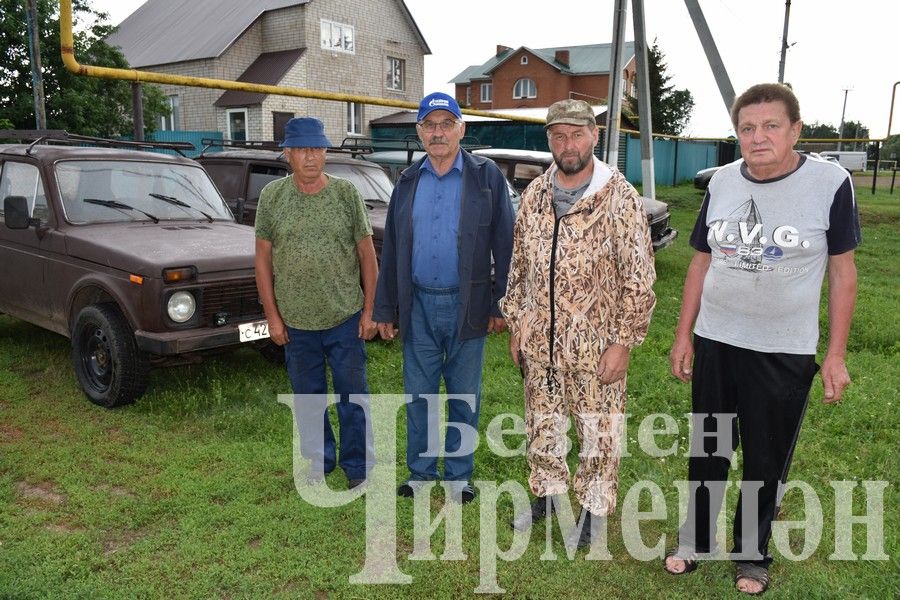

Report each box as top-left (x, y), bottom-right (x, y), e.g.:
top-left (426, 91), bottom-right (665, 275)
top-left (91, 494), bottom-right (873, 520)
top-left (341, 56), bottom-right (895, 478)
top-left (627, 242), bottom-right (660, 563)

top-left (348, 478), bottom-right (366, 490)
top-left (664, 547), bottom-right (699, 575)
top-left (457, 482), bottom-right (477, 504)
top-left (734, 562), bottom-right (769, 595)
top-left (565, 509), bottom-right (598, 549)
top-left (511, 496), bottom-right (549, 531)
top-left (397, 479), bottom-right (429, 497)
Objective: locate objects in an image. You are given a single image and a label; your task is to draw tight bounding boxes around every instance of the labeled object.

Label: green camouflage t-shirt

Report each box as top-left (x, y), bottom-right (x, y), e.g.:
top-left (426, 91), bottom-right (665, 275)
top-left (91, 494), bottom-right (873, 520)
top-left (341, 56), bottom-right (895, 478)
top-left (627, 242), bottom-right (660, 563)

top-left (255, 175), bottom-right (372, 330)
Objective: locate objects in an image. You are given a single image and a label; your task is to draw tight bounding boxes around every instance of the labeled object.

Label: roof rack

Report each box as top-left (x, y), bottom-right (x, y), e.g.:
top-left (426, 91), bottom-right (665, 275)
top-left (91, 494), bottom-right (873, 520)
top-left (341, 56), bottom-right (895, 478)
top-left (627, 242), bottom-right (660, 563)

top-left (0, 129), bottom-right (196, 156)
top-left (199, 138), bottom-right (284, 155)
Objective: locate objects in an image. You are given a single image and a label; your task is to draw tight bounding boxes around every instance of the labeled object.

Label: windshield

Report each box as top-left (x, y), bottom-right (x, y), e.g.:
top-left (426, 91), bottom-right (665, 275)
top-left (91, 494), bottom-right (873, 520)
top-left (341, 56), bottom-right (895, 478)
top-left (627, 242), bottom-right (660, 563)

top-left (326, 163), bottom-right (393, 203)
top-left (55, 160), bottom-right (234, 224)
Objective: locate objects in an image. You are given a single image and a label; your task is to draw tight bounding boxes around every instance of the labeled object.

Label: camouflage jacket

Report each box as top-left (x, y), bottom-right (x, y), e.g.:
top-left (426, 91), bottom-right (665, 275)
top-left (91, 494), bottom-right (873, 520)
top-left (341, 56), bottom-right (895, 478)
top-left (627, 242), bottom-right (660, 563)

top-left (500, 159), bottom-right (657, 373)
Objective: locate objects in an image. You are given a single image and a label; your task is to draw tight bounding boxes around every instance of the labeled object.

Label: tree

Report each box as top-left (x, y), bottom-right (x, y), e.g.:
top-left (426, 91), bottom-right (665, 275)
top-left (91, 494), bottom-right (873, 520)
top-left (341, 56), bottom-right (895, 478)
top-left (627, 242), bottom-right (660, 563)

top-left (627, 40), bottom-right (694, 136)
top-left (0, 0), bottom-right (168, 136)
top-left (801, 121), bottom-right (839, 139)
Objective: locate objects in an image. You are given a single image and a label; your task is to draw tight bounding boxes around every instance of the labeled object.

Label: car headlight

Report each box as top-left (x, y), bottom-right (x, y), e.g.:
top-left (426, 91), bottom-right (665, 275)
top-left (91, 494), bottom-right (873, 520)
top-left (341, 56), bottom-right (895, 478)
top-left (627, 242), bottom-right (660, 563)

top-left (167, 291), bottom-right (196, 323)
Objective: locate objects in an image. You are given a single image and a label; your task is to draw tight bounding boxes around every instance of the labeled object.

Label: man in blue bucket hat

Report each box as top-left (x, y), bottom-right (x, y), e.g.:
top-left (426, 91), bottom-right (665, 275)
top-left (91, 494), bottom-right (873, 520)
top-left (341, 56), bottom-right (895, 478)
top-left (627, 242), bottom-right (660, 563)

top-left (374, 92), bottom-right (515, 503)
top-left (255, 117), bottom-right (378, 489)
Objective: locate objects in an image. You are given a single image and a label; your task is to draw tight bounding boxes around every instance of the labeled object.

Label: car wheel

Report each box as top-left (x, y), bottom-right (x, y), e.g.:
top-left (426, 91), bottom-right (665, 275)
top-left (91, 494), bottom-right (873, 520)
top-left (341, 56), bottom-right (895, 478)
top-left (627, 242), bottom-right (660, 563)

top-left (71, 304), bottom-right (149, 408)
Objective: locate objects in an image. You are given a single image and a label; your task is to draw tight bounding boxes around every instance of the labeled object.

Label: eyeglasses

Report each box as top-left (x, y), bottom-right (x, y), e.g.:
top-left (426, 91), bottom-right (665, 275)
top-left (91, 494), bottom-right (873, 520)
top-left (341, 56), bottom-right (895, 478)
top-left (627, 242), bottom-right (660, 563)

top-left (417, 119), bottom-right (459, 133)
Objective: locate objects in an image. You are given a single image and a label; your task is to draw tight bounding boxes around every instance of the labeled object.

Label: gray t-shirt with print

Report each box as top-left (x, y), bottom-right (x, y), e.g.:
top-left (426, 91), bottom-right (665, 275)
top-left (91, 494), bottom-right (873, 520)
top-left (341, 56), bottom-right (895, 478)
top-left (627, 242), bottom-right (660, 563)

top-left (689, 154), bottom-right (860, 354)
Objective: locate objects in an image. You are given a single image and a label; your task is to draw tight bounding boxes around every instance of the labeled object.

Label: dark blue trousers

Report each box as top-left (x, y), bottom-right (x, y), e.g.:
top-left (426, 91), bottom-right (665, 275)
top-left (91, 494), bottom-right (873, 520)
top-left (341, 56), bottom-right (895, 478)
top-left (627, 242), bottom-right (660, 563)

top-left (284, 312), bottom-right (374, 480)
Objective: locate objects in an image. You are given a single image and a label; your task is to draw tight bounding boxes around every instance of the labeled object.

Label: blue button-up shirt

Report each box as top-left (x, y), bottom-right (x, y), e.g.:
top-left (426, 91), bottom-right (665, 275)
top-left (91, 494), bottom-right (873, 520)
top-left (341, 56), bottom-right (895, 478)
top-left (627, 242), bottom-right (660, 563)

top-left (411, 150), bottom-right (462, 288)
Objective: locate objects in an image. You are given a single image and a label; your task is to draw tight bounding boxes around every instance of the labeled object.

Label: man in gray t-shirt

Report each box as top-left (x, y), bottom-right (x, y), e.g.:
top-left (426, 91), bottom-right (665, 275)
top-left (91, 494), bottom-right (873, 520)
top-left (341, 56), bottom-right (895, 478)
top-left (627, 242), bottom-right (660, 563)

top-left (663, 84), bottom-right (860, 596)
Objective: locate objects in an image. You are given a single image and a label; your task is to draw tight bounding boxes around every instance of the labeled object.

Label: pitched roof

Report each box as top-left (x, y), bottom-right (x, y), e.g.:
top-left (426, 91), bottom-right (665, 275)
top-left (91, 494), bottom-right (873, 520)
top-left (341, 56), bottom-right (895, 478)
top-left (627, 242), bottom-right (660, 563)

top-left (106, 0), bottom-right (306, 68)
top-left (213, 49), bottom-right (305, 107)
top-left (449, 42), bottom-right (635, 84)
top-left (106, 0), bottom-right (429, 69)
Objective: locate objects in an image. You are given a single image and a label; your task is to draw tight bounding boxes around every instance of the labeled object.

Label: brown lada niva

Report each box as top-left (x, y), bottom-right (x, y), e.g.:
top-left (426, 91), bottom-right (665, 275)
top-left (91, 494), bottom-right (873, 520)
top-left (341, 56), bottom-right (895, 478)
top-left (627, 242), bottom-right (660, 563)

top-left (0, 131), bottom-right (270, 408)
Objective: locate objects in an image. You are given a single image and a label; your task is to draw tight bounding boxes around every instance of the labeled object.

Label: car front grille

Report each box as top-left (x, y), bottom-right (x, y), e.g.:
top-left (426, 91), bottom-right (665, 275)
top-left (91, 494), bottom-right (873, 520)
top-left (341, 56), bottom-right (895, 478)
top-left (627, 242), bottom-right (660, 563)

top-left (199, 280), bottom-right (264, 326)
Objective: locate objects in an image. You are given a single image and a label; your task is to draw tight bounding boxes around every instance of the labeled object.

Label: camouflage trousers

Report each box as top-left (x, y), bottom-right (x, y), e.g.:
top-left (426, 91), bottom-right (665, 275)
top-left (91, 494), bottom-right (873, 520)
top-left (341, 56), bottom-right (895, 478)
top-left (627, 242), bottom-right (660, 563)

top-left (523, 363), bottom-right (627, 516)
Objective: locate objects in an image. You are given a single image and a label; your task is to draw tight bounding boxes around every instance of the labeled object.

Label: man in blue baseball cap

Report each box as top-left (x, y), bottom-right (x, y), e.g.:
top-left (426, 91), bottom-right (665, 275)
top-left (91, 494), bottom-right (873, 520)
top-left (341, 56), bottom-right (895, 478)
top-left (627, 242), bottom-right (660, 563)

top-left (374, 92), bottom-right (515, 503)
top-left (256, 116), bottom-right (378, 490)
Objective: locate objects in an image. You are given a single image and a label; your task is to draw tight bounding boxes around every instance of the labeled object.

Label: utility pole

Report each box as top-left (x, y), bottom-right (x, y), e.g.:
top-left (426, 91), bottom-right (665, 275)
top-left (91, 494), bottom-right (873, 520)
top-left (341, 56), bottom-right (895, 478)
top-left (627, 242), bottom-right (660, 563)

top-left (25, 0), bottom-right (47, 129)
top-left (777, 0), bottom-right (792, 83)
top-left (632, 0), bottom-right (655, 199)
top-left (604, 0), bottom-right (628, 168)
top-left (683, 0), bottom-right (736, 115)
top-left (838, 87), bottom-right (852, 151)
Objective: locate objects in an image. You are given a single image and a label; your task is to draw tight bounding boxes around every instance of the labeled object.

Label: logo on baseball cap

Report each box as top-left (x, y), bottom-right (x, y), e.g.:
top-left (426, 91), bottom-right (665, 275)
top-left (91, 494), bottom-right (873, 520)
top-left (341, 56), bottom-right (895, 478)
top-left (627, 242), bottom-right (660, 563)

top-left (418, 92), bottom-right (462, 121)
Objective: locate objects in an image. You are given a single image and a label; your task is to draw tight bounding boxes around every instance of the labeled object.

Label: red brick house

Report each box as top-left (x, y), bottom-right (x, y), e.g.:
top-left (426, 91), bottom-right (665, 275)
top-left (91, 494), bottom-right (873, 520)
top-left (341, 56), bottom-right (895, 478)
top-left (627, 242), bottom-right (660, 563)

top-left (450, 43), bottom-right (636, 111)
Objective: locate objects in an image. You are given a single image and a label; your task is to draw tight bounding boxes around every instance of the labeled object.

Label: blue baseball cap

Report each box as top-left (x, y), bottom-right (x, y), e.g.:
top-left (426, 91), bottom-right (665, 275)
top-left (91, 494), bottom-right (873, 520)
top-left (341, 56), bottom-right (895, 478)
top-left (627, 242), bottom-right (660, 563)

top-left (279, 117), bottom-right (332, 148)
top-left (417, 92), bottom-right (462, 122)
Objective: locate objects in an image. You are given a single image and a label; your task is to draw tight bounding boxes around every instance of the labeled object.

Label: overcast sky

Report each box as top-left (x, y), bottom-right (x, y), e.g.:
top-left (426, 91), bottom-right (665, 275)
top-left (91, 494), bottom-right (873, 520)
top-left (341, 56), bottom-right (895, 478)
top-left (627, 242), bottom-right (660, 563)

top-left (90, 0), bottom-right (899, 139)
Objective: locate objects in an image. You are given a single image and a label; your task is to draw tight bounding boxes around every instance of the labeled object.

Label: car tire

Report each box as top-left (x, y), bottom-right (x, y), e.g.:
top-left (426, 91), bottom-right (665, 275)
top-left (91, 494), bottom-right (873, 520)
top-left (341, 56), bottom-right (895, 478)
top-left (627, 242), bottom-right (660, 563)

top-left (71, 304), bottom-right (149, 408)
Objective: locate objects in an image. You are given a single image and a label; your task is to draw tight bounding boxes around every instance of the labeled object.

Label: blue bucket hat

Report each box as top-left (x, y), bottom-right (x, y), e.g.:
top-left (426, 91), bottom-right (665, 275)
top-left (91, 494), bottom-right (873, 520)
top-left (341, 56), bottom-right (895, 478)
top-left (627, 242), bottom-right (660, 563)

top-left (417, 92), bottom-right (462, 122)
top-left (279, 117), bottom-right (332, 148)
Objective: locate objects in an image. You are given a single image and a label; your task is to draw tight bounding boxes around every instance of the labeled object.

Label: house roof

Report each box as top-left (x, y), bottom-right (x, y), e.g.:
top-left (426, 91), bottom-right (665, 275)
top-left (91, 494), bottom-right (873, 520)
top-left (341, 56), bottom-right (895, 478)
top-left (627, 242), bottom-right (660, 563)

top-left (105, 0), bottom-right (306, 68)
top-left (214, 49), bottom-right (305, 107)
top-left (106, 0), bottom-right (430, 69)
top-left (449, 42), bottom-right (635, 84)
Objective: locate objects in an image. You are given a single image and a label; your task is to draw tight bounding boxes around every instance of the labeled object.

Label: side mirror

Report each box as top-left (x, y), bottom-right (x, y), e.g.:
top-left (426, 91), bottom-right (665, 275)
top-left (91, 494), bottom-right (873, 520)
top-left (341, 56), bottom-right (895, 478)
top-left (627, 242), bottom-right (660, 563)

top-left (234, 197), bottom-right (246, 224)
top-left (4, 196), bottom-right (37, 229)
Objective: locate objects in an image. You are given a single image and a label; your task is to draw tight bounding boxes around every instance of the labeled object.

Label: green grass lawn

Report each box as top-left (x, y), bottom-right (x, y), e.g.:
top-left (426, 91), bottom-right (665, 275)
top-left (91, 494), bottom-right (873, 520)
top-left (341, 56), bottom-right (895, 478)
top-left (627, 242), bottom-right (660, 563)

top-left (1, 184), bottom-right (896, 599)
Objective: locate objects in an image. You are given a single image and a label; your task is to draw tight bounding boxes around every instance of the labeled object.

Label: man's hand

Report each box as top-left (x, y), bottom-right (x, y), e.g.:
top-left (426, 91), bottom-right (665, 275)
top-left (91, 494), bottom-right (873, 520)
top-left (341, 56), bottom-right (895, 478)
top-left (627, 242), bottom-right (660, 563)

top-left (821, 353), bottom-right (851, 403)
top-left (488, 316), bottom-right (507, 333)
top-left (598, 343), bottom-right (630, 384)
top-left (509, 332), bottom-right (520, 366)
top-left (669, 333), bottom-right (694, 382)
top-left (268, 316), bottom-right (289, 346)
top-left (376, 321), bottom-right (398, 341)
top-left (358, 310), bottom-right (378, 340)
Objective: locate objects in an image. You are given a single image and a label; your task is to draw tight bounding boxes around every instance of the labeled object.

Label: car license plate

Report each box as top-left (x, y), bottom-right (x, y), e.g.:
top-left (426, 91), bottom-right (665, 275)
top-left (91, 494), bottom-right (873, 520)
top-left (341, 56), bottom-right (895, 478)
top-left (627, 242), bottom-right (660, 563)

top-left (238, 320), bottom-right (269, 342)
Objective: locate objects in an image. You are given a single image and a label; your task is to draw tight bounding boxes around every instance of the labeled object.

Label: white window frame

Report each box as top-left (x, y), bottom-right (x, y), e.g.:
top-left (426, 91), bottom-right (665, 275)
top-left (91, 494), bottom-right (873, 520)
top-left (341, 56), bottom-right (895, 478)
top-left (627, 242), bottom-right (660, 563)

top-left (321, 19), bottom-right (355, 54)
top-left (347, 102), bottom-right (363, 135)
top-left (465, 86), bottom-right (471, 106)
top-left (520, 56), bottom-right (528, 65)
top-left (386, 56), bottom-right (405, 91)
top-left (513, 78), bottom-right (537, 99)
top-left (480, 83), bottom-right (492, 103)
top-left (159, 95), bottom-right (180, 131)
top-left (226, 108), bottom-right (249, 141)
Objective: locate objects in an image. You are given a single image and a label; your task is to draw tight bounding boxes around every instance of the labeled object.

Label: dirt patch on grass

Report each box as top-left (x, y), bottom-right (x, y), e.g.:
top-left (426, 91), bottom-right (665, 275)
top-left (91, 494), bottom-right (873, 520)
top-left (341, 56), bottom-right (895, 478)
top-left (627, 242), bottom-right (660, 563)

top-left (16, 481), bottom-right (65, 506)
top-left (93, 483), bottom-right (139, 500)
top-left (102, 528), bottom-right (147, 557)
top-left (0, 424), bottom-right (24, 442)
top-left (45, 521), bottom-right (85, 535)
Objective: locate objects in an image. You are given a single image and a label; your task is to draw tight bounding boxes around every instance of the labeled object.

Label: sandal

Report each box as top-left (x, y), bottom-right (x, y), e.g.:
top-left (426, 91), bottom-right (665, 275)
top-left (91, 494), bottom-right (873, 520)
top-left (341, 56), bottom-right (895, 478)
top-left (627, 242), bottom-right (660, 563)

top-left (663, 548), bottom-right (698, 575)
top-left (734, 562), bottom-right (769, 595)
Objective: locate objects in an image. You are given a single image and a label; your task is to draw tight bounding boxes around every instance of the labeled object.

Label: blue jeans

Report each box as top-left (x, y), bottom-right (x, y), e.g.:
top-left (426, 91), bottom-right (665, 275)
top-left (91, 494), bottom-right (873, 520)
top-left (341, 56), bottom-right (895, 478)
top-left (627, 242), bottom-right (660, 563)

top-left (403, 285), bottom-right (486, 482)
top-left (284, 311), bottom-right (374, 480)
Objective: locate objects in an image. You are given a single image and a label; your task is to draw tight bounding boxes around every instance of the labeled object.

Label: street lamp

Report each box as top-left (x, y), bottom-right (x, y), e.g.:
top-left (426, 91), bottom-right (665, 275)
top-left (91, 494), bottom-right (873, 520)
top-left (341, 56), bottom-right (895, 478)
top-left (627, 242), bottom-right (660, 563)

top-left (838, 86), bottom-right (852, 151)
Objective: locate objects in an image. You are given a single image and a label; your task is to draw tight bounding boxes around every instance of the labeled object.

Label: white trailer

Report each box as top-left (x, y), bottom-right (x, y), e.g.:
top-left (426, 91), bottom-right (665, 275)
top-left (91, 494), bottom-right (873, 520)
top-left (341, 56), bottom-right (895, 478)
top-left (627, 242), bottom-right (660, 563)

top-left (819, 151), bottom-right (867, 172)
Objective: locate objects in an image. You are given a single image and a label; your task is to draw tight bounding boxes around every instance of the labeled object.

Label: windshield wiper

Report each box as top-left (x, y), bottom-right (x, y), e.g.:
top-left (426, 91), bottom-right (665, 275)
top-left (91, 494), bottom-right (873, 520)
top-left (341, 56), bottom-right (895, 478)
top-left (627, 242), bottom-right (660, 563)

top-left (148, 192), bottom-right (214, 223)
top-left (83, 198), bottom-right (159, 223)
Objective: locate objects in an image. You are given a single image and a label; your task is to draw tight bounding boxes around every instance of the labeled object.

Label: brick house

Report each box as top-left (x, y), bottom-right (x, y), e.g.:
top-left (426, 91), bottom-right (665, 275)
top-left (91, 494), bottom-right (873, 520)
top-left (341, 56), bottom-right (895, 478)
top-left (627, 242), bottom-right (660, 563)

top-left (450, 43), bottom-right (636, 111)
top-left (106, 0), bottom-right (429, 143)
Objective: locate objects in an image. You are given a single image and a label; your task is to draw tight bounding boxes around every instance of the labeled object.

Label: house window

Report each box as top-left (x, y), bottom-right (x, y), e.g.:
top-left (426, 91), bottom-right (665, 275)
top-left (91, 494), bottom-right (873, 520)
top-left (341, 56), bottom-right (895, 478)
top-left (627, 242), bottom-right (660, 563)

top-left (321, 19), bottom-right (355, 53)
top-left (465, 86), bottom-right (471, 106)
top-left (513, 78), bottom-right (537, 99)
top-left (386, 57), bottom-right (405, 91)
top-left (347, 102), bottom-right (363, 135)
top-left (480, 83), bottom-right (492, 103)
top-left (227, 108), bottom-right (248, 141)
top-left (520, 56), bottom-right (528, 65)
top-left (159, 95), bottom-right (180, 131)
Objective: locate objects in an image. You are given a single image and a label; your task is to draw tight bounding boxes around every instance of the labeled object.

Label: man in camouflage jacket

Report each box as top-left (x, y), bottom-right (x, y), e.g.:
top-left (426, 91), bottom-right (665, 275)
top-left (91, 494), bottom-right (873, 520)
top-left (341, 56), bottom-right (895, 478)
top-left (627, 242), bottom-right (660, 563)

top-left (500, 99), bottom-right (657, 547)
